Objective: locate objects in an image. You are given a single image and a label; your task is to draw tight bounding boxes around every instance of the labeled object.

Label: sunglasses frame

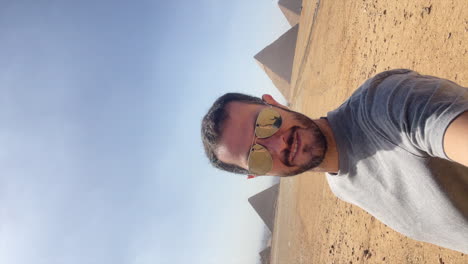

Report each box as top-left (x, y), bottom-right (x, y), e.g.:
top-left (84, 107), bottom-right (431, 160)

top-left (247, 107), bottom-right (282, 175)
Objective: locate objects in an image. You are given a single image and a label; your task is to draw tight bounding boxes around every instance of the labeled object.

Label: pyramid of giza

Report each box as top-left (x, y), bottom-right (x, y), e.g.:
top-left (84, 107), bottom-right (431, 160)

top-left (248, 184), bottom-right (279, 232)
top-left (259, 246), bottom-right (272, 264)
top-left (278, 0), bottom-right (302, 26)
top-left (254, 24), bottom-right (299, 101)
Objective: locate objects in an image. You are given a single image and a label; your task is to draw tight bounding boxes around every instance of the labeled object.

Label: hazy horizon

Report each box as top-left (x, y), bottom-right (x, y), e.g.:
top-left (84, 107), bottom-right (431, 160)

top-left (0, 1), bottom-right (290, 264)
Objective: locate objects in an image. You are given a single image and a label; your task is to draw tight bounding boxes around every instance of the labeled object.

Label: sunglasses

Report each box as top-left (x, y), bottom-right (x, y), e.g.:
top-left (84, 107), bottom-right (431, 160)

top-left (247, 107), bottom-right (282, 175)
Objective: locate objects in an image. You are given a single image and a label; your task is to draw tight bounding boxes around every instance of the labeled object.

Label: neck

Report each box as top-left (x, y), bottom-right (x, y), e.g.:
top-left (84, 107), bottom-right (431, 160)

top-left (310, 118), bottom-right (339, 173)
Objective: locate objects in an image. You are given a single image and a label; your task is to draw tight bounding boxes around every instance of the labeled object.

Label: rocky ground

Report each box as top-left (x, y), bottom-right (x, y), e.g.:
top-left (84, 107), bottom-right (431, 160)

top-left (271, 0), bottom-right (468, 263)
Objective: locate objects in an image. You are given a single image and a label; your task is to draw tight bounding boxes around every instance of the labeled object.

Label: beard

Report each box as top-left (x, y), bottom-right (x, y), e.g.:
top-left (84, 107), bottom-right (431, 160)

top-left (280, 110), bottom-right (328, 177)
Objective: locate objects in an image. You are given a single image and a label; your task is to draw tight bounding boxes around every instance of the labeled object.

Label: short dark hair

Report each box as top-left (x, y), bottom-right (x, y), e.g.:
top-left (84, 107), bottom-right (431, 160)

top-left (201, 93), bottom-right (266, 174)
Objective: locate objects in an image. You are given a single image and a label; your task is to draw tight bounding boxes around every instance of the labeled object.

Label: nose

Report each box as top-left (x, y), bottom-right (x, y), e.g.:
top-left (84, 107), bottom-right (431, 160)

top-left (256, 132), bottom-right (288, 157)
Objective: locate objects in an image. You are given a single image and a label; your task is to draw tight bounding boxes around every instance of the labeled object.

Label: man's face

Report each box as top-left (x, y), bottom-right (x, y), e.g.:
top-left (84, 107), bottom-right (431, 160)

top-left (215, 101), bottom-right (327, 176)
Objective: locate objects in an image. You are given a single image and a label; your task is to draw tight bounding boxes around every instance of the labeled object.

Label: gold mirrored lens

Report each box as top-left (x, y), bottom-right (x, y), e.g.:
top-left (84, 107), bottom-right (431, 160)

top-left (248, 144), bottom-right (273, 175)
top-left (255, 108), bottom-right (282, 138)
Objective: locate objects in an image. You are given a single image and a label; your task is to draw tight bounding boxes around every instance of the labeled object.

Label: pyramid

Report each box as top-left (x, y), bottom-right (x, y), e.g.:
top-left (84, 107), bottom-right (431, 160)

top-left (248, 184), bottom-right (280, 232)
top-left (259, 247), bottom-right (272, 264)
top-left (278, 0), bottom-right (302, 26)
top-left (254, 24), bottom-right (299, 101)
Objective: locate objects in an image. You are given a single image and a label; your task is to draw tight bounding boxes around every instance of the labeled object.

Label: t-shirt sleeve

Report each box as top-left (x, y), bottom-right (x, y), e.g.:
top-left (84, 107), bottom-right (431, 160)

top-left (362, 69), bottom-right (468, 159)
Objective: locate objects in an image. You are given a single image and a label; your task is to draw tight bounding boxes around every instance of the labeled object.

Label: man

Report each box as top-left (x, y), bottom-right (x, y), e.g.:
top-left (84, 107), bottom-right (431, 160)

top-left (201, 69), bottom-right (468, 253)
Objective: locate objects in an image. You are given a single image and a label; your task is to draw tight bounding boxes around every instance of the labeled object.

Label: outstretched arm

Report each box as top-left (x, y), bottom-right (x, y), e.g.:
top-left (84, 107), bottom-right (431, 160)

top-left (444, 111), bottom-right (468, 167)
top-left (363, 70), bottom-right (468, 161)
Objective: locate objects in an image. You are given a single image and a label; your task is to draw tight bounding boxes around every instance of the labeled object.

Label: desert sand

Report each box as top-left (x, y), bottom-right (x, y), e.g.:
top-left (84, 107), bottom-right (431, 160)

top-left (271, 0), bottom-right (468, 263)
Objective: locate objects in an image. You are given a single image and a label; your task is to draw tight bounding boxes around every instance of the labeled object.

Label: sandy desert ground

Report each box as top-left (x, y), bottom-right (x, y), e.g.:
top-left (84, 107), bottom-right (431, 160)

top-left (271, 0), bottom-right (468, 263)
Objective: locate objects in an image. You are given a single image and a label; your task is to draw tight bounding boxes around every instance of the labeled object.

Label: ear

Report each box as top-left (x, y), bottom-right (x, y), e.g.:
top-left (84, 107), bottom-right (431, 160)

top-left (262, 94), bottom-right (289, 109)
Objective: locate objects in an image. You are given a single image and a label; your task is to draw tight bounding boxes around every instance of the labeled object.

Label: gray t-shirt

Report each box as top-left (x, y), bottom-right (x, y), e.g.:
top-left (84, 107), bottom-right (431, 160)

top-left (326, 69), bottom-right (468, 253)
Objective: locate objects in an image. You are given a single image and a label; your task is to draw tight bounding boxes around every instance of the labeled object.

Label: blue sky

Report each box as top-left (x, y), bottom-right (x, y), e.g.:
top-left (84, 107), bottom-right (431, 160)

top-left (0, 1), bottom-right (290, 263)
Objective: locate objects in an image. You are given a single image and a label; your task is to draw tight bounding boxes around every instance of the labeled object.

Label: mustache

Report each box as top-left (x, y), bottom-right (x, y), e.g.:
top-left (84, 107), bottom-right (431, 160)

top-left (281, 110), bottom-right (328, 176)
top-left (282, 127), bottom-right (298, 166)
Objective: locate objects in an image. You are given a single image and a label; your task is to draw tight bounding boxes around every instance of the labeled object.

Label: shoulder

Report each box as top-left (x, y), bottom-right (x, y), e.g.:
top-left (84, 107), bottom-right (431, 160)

top-left (359, 69), bottom-right (416, 94)
top-left (345, 69), bottom-right (414, 104)
top-left (367, 69), bottom-right (415, 87)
